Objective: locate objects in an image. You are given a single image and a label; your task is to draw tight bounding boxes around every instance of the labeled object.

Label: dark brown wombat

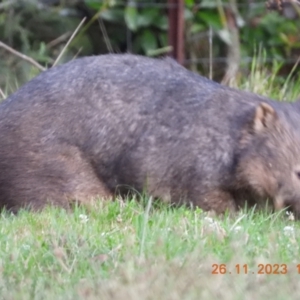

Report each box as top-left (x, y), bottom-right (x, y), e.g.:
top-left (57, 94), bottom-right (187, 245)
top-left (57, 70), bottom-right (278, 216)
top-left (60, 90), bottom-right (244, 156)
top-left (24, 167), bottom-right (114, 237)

top-left (1, 54), bottom-right (300, 216)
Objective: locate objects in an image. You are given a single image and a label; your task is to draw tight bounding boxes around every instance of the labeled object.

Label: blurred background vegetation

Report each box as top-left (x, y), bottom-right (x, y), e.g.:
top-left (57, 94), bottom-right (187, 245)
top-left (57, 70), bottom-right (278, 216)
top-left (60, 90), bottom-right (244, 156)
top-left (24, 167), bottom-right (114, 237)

top-left (0, 0), bottom-right (300, 94)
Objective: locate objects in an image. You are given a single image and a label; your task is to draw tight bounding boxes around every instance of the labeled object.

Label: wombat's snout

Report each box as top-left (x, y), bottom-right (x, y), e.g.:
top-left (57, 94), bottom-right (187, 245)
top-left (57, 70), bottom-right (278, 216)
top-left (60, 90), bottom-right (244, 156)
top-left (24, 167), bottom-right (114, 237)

top-left (275, 196), bottom-right (300, 219)
top-left (287, 200), bottom-right (300, 220)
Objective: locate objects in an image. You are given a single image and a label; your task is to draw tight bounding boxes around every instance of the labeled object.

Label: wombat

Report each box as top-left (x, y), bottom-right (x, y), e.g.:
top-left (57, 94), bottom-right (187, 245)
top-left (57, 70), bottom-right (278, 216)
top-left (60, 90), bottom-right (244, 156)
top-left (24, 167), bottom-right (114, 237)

top-left (1, 54), bottom-right (300, 216)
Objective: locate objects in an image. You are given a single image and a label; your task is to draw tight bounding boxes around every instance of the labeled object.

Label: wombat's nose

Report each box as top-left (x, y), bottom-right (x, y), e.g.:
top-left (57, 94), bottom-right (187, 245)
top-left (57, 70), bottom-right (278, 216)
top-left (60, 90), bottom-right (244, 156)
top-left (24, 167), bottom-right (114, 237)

top-left (281, 198), bottom-right (300, 220)
top-left (290, 202), bottom-right (300, 220)
top-left (274, 196), bottom-right (300, 219)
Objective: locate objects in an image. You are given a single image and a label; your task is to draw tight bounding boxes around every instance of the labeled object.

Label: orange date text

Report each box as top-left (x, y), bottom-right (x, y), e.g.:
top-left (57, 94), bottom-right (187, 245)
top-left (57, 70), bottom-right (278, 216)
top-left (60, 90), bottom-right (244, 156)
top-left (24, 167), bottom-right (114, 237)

top-left (212, 264), bottom-right (288, 275)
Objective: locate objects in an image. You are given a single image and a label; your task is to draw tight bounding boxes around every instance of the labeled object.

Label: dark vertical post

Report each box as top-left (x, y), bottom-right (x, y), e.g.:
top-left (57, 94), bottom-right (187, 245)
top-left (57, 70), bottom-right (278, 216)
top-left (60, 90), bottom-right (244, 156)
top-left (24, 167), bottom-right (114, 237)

top-left (168, 0), bottom-right (184, 65)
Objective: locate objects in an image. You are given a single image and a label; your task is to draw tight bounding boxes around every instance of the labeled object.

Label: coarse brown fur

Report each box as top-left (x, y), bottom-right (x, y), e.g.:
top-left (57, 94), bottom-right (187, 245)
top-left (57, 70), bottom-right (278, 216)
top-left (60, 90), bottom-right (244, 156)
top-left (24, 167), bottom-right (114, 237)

top-left (2, 54), bottom-right (300, 216)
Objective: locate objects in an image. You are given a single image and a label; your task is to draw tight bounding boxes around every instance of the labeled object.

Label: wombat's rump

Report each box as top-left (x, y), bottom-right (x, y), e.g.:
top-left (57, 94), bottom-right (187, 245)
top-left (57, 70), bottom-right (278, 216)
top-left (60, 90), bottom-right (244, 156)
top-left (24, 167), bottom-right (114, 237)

top-left (2, 54), bottom-right (300, 216)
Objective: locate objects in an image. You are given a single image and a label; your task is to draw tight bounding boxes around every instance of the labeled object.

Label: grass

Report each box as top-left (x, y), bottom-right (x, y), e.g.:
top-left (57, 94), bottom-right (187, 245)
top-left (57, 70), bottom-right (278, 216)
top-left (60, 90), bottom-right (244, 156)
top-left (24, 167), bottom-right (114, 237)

top-left (238, 50), bottom-right (300, 102)
top-left (0, 198), bottom-right (299, 299)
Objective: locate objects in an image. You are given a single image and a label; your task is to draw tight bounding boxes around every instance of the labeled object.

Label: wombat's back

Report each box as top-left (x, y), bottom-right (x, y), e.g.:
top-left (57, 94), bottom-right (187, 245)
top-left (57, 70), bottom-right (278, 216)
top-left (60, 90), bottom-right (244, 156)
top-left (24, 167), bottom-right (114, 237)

top-left (3, 53), bottom-right (275, 128)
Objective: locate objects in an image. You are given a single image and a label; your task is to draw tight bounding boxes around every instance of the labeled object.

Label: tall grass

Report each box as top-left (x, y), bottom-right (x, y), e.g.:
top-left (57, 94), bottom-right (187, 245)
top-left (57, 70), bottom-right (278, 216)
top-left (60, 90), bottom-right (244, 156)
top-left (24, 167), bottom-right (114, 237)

top-left (0, 200), bottom-right (299, 299)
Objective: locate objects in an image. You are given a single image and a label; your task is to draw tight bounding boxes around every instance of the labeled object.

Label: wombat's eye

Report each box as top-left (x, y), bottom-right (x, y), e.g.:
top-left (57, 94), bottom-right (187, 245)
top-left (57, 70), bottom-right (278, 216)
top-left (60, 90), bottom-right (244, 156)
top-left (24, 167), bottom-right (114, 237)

top-left (296, 171), bottom-right (300, 180)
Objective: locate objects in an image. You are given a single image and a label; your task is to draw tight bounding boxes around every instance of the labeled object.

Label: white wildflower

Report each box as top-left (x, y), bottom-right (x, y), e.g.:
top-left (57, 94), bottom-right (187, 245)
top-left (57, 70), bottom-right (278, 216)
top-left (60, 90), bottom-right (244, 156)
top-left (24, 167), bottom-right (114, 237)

top-left (286, 211), bottom-right (295, 221)
top-left (283, 226), bottom-right (294, 237)
top-left (233, 225), bottom-right (242, 233)
top-left (203, 217), bottom-right (214, 224)
top-left (203, 216), bottom-right (218, 231)
top-left (203, 216), bottom-right (227, 240)
top-left (79, 214), bottom-right (89, 224)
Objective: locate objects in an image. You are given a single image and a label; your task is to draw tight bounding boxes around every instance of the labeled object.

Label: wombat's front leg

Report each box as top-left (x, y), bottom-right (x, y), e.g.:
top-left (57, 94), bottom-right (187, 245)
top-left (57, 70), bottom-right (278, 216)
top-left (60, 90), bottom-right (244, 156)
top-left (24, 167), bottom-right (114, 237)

top-left (199, 189), bottom-right (237, 215)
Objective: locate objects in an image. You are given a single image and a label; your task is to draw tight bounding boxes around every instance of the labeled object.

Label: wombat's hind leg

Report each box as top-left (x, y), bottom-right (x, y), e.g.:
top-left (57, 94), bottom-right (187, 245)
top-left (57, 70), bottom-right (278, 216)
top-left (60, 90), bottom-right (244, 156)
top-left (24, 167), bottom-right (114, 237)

top-left (41, 145), bottom-right (114, 208)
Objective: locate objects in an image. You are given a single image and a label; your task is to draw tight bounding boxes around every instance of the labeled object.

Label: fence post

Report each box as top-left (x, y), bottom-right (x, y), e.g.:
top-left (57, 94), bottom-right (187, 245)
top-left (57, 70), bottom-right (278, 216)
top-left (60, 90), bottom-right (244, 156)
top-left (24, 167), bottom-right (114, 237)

top-left (168, 0), bottom-right (184, 65)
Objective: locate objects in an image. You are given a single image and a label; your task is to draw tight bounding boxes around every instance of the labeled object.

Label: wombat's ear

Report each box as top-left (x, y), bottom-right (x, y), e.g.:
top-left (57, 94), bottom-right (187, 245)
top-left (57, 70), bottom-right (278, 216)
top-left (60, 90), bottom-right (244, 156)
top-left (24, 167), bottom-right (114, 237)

top-left (253, 102), bottom-right (277, 132)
